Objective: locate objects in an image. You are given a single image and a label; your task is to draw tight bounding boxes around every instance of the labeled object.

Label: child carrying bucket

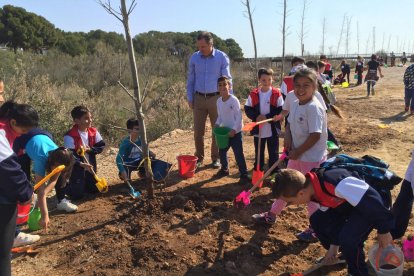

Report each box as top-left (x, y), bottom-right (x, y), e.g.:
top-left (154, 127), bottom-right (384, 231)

top-left (214, 76), bottom-right (249, 183)
top-left (245, 68), bottom-right (284, 185)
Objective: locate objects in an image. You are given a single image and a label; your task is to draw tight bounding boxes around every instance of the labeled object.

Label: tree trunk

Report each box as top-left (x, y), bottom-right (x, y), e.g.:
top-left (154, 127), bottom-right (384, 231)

top-left (120, 0), bottom-right (154, 198)
top-left (245, 0), bottom-right (258, 85)
top-left (280, 0), bottom-right (287, 84)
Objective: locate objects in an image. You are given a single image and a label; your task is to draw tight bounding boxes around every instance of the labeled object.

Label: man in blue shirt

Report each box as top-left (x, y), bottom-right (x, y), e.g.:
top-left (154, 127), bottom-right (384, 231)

top-left (187, 31), bottom-right (232, 169)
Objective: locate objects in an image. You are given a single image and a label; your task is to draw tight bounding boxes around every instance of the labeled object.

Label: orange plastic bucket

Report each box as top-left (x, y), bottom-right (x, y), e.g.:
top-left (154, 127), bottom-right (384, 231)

top-left (177, 155), bottom-right (198, 178)
top-left (16, 203), bottom-right (31, 225)
top-left (252, 169), bottom-right (264, 188)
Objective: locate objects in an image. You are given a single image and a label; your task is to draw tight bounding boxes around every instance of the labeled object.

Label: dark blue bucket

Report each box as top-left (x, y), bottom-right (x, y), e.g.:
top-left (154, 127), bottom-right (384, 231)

top-left (152, 159), bottom-right (172, 181)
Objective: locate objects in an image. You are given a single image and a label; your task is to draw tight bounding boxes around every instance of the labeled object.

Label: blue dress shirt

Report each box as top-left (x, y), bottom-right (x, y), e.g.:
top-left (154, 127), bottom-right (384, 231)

top-left (186, 48), bottom-right (232, 102)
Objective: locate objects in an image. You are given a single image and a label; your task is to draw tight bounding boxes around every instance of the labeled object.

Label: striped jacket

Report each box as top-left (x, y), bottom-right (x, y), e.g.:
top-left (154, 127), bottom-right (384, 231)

top-left (404, 64), bottom-right (414, 89)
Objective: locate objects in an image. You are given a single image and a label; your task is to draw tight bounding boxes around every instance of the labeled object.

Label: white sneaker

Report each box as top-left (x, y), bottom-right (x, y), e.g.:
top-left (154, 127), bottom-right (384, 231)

top-left (13, 232), bottom-right (40, 247)
top-left (56, 198), bottom-right (78, 213)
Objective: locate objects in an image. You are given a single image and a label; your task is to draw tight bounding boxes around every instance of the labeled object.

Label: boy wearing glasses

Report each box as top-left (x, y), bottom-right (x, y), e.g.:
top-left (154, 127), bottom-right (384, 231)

top-left (116, 118), bottom-right (155, 181)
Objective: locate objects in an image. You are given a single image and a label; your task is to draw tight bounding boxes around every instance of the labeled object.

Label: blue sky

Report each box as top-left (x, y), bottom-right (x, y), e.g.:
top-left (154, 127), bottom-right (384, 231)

top-left (2, 0), bottom-right (413, 57)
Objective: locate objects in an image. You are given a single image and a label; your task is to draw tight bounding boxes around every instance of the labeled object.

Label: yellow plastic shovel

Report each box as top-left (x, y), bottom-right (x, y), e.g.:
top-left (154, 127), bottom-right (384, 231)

top-left (77, 146), bottom-right (108, 193)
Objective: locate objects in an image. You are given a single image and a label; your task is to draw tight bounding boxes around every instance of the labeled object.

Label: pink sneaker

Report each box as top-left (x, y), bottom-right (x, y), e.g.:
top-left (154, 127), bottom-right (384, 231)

top-left (403, 235), bottom-right (414, 261)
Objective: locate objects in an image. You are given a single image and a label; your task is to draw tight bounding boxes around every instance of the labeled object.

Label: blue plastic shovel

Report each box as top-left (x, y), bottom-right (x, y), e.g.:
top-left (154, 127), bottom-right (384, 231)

top-left (124, 180), bottom-right (141, 199)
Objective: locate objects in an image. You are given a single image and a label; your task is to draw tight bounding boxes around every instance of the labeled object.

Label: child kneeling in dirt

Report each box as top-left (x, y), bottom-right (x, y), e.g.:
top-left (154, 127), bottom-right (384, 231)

top-left (214, 76), bottom-right (249, 183)
top-left (64, 105), bottom-right (106, 200)
top-left (116, 118), bottom-right (156, 181)
top-left (272, 168), bottom-right (395, 276)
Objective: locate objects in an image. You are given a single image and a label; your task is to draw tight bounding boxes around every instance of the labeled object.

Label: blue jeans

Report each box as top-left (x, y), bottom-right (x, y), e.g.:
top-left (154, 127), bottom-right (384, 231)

top-left (219, 132), bottom-right (247, 175)
top-left (404, 88), bottom-right (414, 111)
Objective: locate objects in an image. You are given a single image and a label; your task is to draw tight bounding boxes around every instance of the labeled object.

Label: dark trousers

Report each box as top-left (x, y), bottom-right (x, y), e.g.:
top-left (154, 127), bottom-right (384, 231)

top-left (404, 88), bottom-right (414, 111)
top-left (310, 208), bottom-right (372, 276)
top-left (392, 179), bottom-right (414, 239)
top-left (122, 158), bottom-right (146, 179)
top-left (0, 204), bottom-right (17, 276)
top-left (218, 132), bottom-right (247, 175)
top-left (367, 81), bottom-right (376, 96)
top-left (342, 72), bottom-right (350, 83)
top-left (66, 164), bottom-right (98, 200)
top-left (327, 128), bottom-right (340, 147)
top-left (356, 72), bottom-right (363, 85)
top-left (253, 135), bottom-right (279, 171)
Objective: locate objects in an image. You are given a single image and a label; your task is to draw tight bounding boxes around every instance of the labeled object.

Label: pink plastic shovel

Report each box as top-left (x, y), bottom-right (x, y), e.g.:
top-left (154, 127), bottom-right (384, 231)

top-left (234, 149), bottom-right (288, 208)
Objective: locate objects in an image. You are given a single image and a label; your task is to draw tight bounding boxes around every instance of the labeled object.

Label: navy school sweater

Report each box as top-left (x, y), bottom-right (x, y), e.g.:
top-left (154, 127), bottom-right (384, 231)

top-left (0, 129), bottom-right (33, 205)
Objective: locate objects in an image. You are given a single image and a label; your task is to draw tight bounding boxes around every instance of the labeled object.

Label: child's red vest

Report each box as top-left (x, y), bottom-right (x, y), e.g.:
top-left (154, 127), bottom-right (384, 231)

top-left (249, 87), bottom-right (282, 108)
top-left (307, 171), bottom-right (346, 208)
top-left (282, 76), bottom-right (294, 94)
top-left (66, 125), bottom-right (97, 150)
top-left (0, 120), bottom-right (19, 147)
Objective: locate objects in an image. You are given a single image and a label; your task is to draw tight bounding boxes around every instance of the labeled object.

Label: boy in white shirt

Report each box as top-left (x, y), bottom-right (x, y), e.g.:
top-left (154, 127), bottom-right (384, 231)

top-left (215, 76), bottom-right (249, 182)
top-left (245, 68), bottom-right (284, 179)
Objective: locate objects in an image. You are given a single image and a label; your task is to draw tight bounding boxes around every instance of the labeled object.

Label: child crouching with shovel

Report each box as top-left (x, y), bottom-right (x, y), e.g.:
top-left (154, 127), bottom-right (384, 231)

top-left (64, 105), bottom-right (106, 200)
top-left (116, 118), bottom-right (156, 182)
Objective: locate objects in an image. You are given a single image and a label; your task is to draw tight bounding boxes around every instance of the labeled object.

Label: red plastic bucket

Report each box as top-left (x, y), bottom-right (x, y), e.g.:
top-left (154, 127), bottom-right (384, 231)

top-left (16, 203), bottom-right (31, 225)
top-left (177, 155), bottom-right (198, 178)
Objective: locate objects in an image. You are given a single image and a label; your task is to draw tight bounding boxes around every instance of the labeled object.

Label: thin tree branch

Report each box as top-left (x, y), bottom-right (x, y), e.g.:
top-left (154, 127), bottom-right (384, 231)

top-left (123, 106), bottom-right (137, 115)
top-left (118, 80), bottom-right (137, 101)
top-left (141, 80), bottom-right (153, 103)
top-left (98, 0), bottom-right (124, 22)
top-left (127, 0), bottom-right (137, 15)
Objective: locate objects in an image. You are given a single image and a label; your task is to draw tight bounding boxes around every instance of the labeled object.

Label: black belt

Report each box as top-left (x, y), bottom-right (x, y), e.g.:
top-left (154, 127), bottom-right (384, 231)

top-left (196, 91), bottom-right (220, 97)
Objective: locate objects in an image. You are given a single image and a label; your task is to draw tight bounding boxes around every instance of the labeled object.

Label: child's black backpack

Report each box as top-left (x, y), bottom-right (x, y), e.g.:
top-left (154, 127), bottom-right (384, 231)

top-left (316, 154), bottom-right (402, 191)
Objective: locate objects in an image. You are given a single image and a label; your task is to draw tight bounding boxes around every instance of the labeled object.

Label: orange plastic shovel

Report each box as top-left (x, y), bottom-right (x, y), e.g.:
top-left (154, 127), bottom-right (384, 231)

top-left (11, 246), bottom-right (40, 254)
top-left (33, 165), bottom-right (66, 191)
top-left (252, 126), bottom-right (264, 188)
top-left (242, 118), bottom-right (273, 132)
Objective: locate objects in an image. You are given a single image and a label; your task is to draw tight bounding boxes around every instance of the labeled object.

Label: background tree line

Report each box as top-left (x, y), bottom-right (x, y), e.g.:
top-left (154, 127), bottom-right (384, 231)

top-left (0, 5), bottom-right (243, 59)
top-left (0, 5), bottom-right (251, 147)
